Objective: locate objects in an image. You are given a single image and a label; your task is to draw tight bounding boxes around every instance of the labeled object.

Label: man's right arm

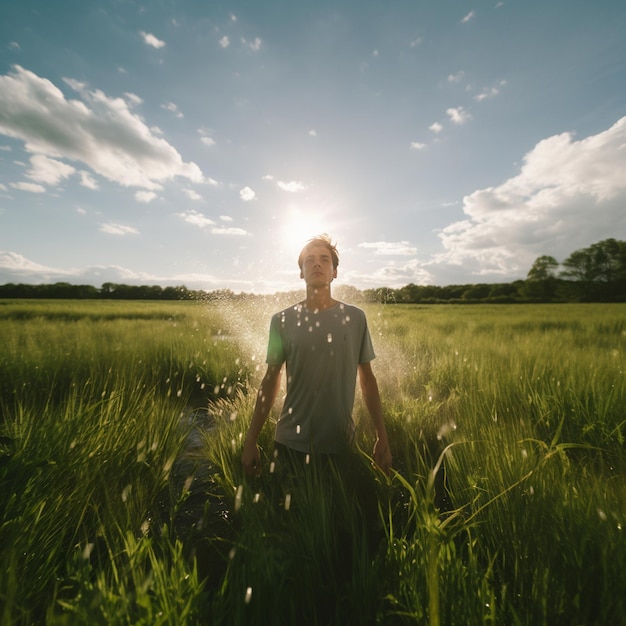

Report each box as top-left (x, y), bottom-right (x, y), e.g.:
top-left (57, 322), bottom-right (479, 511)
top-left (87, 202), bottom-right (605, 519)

top-left (241, 363), bottom-right (282, 476)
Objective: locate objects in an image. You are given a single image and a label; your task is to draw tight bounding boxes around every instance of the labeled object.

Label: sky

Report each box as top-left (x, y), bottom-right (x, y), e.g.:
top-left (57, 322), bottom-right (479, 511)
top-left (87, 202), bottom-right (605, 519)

top-left (1, 0), bottom-right (626, 294)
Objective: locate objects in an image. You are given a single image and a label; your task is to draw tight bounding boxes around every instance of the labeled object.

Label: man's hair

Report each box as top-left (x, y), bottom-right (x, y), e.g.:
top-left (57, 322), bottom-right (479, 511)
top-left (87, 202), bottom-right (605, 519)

top-left (298, 234), bottom-right (339, 270)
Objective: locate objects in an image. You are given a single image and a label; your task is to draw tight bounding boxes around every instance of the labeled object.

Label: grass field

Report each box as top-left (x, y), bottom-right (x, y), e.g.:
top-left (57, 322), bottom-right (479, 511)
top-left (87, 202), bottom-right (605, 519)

top-left (1, 299), bottom-right (625, 625)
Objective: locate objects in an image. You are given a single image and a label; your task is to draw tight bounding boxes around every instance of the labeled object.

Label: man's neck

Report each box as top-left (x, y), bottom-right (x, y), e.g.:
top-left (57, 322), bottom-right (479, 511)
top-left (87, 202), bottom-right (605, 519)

top-left (304, 286), bottom-right (336, 311)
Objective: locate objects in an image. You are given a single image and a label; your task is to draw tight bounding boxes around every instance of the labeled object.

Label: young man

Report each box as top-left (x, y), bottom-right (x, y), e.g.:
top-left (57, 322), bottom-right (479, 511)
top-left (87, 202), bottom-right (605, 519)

top-left (241, 234), bottom-right (392, 476)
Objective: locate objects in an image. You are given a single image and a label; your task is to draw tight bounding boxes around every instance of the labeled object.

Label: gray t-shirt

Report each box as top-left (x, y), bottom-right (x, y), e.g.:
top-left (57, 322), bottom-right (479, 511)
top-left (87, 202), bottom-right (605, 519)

top-left (266, 301), bottom-right (375, 454)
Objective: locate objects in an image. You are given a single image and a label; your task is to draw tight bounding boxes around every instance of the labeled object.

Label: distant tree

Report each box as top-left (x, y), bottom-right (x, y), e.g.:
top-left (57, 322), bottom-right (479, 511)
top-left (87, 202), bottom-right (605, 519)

top-left (363, 287), bottom-right (396, 303)
top-left (488, 282), bottom-right (521, 299)
top-left (394, 283), bottom-right (420, 303)
top-left (521, 255), bottom-right (560, 299)
top-left (137, 285), bottom-right (163, 299)
top-left (561, 239), bottom-right (626, 301)
top-left (462, 284), bottom-right (491, 300)
top-left (527, 255), bottom-right (559, 281)
top-left (333, 284), bottom-right (364, 303)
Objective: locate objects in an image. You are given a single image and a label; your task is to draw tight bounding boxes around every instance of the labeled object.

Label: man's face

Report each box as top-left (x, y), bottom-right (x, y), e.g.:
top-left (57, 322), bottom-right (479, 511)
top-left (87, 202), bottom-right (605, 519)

top-left (300, 244), bottom-right (337, 287)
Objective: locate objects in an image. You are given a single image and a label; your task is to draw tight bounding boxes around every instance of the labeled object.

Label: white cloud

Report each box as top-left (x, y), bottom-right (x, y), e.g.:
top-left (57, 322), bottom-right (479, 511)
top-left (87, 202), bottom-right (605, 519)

top-left (200, 135), bottom-right (216, 146)
top-left (140, 31), bottom-right (166, 49)
top-left (446, 107), bottom-right (471, 125)
top-left (219, 36), bottom-right (230, 48)
top-left (409, 38), bottom-right (422, 47)
top-left (359, 241), bottom-right (418, 256)
top-left (0, 251), bottom-right (257, 291)
top-left (346, 258), bottom-right (433, 288)
top-left (447, 71), bottom-right (465, 83)
top-left (10, 181), bottom-right (46, 193)
top-left (124, 92), bottom-right (143, 107)
top-left (243, 37), bottom-right (262, 52)
top-left (177, 209), bottom-right (215, 228)
top-left (0, 66), bottom-right (203, 191)
top-left (410, 141), bottom-right (426, 150)
top-left (309, 129), bottom-right (317, 137)
top-left (79, 170), bottom-right (98, 189)
top-left (162, 102), bottom-right (183, 118)
top-left (475, 80), bottom-right (506, 102)
top-left (183, 188), bottom-right (203, 201)
top-left (429, 122), bottom-right (443, 133)
top-left (25, 154), bottom-right (75, 185)
top-left (212, 227), bottom-right (249, 236)
top-left (277, 180), bottom-right (306, 192)
top-left (135, 190), bottom-right (157, 203)
top-left (461, 11), bottom-right (475, 23)
top-left (0, 251), bottom-right (67, 275)
top-left (176, 210), bottom-right (247, 236)
top-left (438, 116), bottom-right (626, 277)
top-left (240, 186), bottom-right (256, 201)
top-left (100, 223), bottom-right (139, 235)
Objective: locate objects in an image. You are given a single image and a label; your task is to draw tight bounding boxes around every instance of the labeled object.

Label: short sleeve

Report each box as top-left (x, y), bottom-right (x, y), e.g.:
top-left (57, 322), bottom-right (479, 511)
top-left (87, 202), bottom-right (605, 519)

top-left (266, 314), bottom-right (285, 365)
top-left (359, 314), bottom-right (376, 364)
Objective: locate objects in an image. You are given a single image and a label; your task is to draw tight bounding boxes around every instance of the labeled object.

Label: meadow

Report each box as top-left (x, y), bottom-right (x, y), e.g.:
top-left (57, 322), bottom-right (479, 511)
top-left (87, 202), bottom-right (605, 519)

top-left (1, 298), bottom-right (625, 625)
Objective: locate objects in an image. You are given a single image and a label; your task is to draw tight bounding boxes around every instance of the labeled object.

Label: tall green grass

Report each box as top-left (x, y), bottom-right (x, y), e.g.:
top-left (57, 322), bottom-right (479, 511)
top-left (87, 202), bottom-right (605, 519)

top-left (1, 300), bottom-right (625, 624)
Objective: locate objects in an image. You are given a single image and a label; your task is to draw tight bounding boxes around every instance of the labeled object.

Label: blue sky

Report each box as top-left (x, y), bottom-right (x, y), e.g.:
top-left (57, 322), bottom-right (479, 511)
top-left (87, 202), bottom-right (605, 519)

top-left (1, 0), bottom-right (625, 293)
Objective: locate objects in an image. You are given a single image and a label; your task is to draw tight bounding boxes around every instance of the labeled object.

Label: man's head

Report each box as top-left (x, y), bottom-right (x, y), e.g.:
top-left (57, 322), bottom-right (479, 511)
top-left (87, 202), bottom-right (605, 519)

top-left (298, 234), bottom-right (339, 271)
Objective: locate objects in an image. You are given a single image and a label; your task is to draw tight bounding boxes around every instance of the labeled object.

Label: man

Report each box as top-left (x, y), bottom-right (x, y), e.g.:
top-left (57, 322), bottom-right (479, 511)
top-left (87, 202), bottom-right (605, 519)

top-left (241, 234), bottom-right (392, 476)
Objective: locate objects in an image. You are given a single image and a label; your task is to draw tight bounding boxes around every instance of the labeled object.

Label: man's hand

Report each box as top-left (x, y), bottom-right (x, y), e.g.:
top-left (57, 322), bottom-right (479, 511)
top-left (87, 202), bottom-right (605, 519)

top-left (242, 439), bottom-right (262, 477)
top-left (373, 437), bottom-right (393, 475)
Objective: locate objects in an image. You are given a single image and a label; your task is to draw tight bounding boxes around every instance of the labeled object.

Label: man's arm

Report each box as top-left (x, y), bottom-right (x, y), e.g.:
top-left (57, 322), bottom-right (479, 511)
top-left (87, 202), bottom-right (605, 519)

top-left (358, 361), bottom-right (392, 474)
top-left (241, 364), bottom-right (282, 476)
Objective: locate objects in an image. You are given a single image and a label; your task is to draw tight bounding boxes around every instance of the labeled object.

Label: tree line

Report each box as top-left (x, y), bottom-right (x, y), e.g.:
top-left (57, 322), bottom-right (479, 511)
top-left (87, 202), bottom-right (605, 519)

top-left (1, 238), bottom-right (625, 303)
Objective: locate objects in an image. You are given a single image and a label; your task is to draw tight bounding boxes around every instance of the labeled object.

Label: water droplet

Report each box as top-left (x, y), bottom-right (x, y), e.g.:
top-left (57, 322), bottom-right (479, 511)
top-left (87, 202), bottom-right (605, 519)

top-left (245, 587), bottom-right (253, 604)
top-left (82, 543), bottom-right (94, 560)
top-left (234, 485), bottom-right (244, 512)
top-left (327, 333), bottom-right (333, 343)
top-left (296, 425), bottom-right (301, 434)
top-left (285, 494), bottom-right (291, 511)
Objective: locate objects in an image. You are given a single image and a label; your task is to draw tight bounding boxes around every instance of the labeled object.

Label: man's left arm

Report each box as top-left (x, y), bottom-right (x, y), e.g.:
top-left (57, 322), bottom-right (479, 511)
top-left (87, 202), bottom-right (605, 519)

top-left (358, 361), bottom-right (392, 474)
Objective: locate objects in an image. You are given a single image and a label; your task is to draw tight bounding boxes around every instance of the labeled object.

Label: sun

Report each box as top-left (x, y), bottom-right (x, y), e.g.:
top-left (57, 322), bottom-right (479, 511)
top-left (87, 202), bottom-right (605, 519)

top-left (280, 209), bottom-right (330, 251)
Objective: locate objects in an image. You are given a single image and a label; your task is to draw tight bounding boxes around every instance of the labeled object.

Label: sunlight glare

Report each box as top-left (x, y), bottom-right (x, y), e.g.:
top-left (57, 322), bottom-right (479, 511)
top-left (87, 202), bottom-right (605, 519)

top-left (280, 208), bottom-right (330, 252)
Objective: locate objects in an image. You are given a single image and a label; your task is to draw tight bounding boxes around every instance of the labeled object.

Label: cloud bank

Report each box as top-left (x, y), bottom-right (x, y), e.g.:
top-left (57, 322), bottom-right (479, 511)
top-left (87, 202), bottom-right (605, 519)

top-left (0, 66), bottom-right (204, 191)
top-left (437, 116), bottom-right (626, 277)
